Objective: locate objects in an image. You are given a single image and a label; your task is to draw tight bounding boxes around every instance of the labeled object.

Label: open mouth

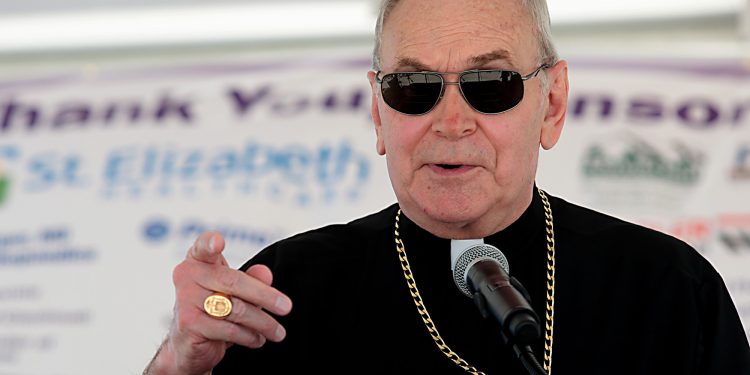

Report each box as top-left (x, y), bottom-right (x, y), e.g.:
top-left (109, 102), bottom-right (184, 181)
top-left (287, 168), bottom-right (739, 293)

top-left (436, 164), bottom-right (463, 170)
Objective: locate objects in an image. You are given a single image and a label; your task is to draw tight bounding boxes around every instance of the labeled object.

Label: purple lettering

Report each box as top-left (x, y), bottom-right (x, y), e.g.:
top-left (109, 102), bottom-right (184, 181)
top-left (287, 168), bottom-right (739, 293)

top-left (570, 94), bottom-right (614, 120)
top-left (677, 99), bottom-right (720, 128)
top-left (733, 100), bottom-right (750, 126)
top-left (627, 98), bottom-right (663, 123)
top-left (53, 104), bottom-right (91, 127)
top-left (322, 89), bottom-right (367, 112)
top-left (154, 94), bottom-right (193, 123)
top-left (0, 98), bottom-right (40, 132)
top-left (102, 102), bottom-right (143, 124)
top-left (271, 95), bottom-right (309, 116)
top-left (228, 86), bottom-right (271, 115)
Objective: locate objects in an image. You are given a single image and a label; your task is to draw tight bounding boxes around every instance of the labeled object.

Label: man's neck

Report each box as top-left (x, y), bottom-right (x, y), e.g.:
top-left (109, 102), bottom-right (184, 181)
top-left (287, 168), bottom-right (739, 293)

top-left (399, 191), bottom-right (534, 240)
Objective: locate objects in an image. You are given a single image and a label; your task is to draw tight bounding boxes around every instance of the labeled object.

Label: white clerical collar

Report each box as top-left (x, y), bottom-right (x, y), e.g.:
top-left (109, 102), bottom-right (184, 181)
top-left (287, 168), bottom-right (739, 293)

top-left (450, 239), bottom-right (484, 269)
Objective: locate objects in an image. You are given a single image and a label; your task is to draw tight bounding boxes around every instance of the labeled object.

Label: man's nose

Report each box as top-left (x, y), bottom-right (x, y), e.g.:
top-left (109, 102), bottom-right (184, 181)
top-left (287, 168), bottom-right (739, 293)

top-left (431, 82), bottom-right (478, 140)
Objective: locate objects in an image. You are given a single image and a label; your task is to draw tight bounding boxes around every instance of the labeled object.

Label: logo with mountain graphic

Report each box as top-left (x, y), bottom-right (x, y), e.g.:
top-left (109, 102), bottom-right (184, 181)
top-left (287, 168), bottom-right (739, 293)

top-left (582, 134), bottom-right (703, 185)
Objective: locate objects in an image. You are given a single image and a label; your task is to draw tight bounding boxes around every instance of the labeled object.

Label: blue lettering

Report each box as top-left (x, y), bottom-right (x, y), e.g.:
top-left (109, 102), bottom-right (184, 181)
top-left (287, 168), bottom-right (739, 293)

top-left (179, 220), bottom-right (272, 248)
top-left (0, 233), bottom-right (28, 248)
top-left (40, 228), bottom-right (68, 242)
top-left (180, 150), bottom-right (203, 179)
top-left (98, 140), bottom-right (370, 204)
top-left (0, 145), bottom-right (20, 161)
top-left (242, 143), bottom-right (272, 176)
top-left (104, 148), bottom-right (138, 186)
top-left (267, 145), bottom-right (308, 184)
top-left (25, 154), bottom-right (86, 191)
top-left (208, 151), bottom-right (238, 179)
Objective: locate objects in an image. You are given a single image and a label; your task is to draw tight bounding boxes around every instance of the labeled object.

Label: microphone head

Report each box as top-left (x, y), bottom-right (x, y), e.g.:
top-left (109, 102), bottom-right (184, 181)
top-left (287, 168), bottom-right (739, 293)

top-left (451, 243), bottom-right (509, 298)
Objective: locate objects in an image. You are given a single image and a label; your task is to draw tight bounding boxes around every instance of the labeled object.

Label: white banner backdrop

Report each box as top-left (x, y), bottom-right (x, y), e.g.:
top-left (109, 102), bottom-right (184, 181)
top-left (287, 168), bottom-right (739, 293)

top-left (0, 46), bottom-right (748, 374)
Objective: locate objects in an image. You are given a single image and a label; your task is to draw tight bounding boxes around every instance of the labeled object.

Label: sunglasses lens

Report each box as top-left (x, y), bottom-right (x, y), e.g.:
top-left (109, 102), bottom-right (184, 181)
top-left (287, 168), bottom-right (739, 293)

top-left (380, 73), bottom-right (442, 115)
top-left (460, 70), bottom-right (524, 113)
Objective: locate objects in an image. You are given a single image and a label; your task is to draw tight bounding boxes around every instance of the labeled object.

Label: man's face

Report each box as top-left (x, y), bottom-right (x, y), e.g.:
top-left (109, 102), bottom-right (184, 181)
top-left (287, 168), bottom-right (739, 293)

top-left (369, 0), bottom-right (568, 239)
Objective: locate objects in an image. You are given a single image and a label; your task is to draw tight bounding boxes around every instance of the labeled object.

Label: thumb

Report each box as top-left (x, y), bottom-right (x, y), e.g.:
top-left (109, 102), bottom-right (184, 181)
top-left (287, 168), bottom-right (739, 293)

top-left (188, 232), bottom-right (225, 265)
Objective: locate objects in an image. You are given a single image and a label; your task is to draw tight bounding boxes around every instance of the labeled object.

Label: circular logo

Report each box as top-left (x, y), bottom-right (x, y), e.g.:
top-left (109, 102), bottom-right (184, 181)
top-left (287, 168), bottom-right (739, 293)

top-left (143, 219), bottom-right (170, 242)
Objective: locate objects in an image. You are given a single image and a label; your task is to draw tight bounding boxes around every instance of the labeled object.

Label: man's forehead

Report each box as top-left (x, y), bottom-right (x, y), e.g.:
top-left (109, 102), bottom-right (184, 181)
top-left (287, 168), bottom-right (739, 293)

top-left (379, 0), bottom-right (533, 71)
top-left (393, 49), bottom-right (517, 71)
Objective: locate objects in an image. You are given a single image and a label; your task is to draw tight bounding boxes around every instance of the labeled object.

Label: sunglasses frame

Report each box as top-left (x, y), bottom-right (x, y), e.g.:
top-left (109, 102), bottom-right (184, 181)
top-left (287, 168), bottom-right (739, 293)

top-left (375, 64), bottom-right (550, 116)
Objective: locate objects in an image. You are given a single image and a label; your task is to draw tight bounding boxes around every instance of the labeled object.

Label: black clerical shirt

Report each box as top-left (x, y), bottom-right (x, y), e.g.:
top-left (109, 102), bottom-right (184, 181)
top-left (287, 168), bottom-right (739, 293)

top-left (214, 189), bottom-right (750, 374)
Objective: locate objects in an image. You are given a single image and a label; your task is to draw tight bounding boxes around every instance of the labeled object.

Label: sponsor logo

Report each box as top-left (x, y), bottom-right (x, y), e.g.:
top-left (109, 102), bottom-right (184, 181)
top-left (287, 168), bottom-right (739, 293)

top-left (579, 133), bottom-right (705, 214)
top-left (142, 217), bottom-right (281, 264)
top-left (716, 214), bottom-right (750, 253)
top-left (731, 145), bottom-right (750, 180)
top-left (0, 140), bottom-right (371, 207)
top-left (0, 334), bottom-right (56, 364)
top-left (582, 133), bottom-right (703, 185)
top-left (143, 219), bottom-right (170, 243)
top-left (569, 92), bottom-right (749, 129)
top-left (0, 162), bottom-right (9, 207)
top-left (642, 217), bottom-right (713, 252)
top-left (642, 214), bottom-right (750, 254)
top-left (143, 217), bottom-right (279, 249)
top-left (719, 230), bottom-right (750, 252)
top-left (101, 140), bottom-right (370, 205)
top-left (0, 227), bottom-right (97, 266)
top-left (0, 146), bottom-right (18, 207)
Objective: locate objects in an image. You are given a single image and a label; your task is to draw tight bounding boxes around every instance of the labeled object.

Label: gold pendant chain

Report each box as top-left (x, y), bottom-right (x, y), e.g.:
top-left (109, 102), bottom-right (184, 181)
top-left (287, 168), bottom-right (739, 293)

top-left (394, 189), bottom-right (556, 375)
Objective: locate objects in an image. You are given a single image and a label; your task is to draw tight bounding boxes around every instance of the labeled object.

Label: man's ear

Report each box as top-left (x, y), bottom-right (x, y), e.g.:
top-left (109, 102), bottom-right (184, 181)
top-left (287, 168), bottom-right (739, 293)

top-left (368, 70), bottom-right (386, 156)
top-left (540, 60), bottom-right (569, 150)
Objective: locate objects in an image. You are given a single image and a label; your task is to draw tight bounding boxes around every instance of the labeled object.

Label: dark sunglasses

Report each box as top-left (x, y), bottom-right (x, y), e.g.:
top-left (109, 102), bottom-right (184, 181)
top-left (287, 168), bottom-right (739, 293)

top-left (375, 64), bottom-right (549, 115)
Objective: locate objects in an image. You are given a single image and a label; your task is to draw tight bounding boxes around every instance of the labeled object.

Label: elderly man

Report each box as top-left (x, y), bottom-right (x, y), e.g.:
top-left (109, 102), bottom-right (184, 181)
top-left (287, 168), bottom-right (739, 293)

top-left (144, 0), bottom-right (750, 374)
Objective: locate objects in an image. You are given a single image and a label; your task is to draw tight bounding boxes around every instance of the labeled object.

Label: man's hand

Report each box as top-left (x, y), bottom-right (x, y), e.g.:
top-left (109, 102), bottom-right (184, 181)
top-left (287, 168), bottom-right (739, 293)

top-left (144, 232), bottom-right (292, 375)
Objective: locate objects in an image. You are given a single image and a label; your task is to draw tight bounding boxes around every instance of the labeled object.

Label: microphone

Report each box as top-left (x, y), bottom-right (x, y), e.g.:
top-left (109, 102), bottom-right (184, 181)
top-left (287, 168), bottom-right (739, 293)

top-left (451, 240), bottom-right (541, 346)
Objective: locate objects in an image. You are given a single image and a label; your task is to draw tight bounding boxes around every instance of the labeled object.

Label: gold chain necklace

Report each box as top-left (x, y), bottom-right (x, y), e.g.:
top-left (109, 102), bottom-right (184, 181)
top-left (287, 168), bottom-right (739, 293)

top-left (393, 189), bottom-right (556, 375)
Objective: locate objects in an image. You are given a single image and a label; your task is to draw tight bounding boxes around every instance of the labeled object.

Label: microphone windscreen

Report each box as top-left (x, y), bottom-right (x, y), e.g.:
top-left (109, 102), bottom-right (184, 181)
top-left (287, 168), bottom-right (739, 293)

top-left (451, 243), bottom-right (509, 298)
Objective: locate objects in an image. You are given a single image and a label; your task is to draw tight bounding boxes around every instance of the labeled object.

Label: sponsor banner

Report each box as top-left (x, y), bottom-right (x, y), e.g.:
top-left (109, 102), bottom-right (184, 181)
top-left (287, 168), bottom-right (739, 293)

top-left (539, 59), bottom-right (750, 335)
top-left (0, 47), bottom-right (748, 373)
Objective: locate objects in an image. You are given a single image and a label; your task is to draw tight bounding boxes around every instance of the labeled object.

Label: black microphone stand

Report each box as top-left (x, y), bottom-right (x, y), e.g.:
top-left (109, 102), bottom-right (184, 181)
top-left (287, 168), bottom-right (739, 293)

top-left (512, 344), bottom-right (547, 375)
top-left (472, 280), bottom-right (549, 375)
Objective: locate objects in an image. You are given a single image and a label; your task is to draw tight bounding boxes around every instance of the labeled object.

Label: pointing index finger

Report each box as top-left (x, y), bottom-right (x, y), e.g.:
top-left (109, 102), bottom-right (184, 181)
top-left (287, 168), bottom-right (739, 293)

top-left (189, 232), bottom-right (225, 264)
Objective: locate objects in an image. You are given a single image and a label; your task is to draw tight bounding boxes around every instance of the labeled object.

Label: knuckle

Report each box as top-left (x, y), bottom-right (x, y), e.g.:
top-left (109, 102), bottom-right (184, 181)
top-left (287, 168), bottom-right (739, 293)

top-left (249, 334), bottom-right (267, 349)
top-left (172, 262), bottom-right (189, 286)
top-left (226, 323), bottom-right (257, 348)
top-left (228, 298), bottom-right (245, 318)
top-left (216, 268), bottom-right (241, 293)
top-left (257, 317), bottom-right (277, 336)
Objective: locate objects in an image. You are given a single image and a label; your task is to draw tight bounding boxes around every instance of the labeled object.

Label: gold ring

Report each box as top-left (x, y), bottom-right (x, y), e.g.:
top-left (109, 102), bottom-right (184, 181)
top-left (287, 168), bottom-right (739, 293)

top-left (203, 293), bottom-right (232, 318)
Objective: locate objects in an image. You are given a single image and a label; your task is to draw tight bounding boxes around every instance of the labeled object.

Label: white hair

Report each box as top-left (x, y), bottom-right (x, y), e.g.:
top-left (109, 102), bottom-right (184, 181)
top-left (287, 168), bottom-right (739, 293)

top-left (371, 0), bottom-right (559, 71)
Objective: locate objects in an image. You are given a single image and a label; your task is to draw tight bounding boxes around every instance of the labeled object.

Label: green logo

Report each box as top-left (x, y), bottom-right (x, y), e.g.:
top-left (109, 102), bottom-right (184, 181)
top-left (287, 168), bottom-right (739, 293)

top-left (582, 138), bottom-right (703, 185)
top-left (0, 163), bottom-right (9, 207)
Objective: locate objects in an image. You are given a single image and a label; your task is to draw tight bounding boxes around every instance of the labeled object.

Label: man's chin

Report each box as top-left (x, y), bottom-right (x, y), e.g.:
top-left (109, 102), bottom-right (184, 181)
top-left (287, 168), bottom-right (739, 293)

top-left (418, 201), bottom-right (489, 228)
